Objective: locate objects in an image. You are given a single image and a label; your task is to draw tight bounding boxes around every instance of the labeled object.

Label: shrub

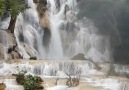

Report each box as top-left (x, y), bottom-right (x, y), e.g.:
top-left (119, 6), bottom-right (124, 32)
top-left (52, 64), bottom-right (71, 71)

top-left (24, 75), bottom-right (44, 90)
top-left (14, 71), bottom-right (44, 90)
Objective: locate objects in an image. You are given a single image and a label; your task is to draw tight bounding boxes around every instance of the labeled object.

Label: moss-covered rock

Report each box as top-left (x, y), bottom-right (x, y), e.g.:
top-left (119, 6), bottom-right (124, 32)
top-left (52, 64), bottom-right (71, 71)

top-left (71, 53), bottom-right (87, 60)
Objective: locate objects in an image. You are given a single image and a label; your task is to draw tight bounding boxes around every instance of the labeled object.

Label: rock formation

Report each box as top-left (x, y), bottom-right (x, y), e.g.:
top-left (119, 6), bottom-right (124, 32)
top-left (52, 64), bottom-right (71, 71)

top-left (0, 83), bottom-right (6, 90)
top-left (22, 43), bottom-right (37, 60)
top-left (0, 30), bottom-right (22, 60)
top-left (0, 44), bottom-right (5, 59)
top-left (71, 53), bottom-right (87, 60)
top-left (34, 0), bottom-right (51, 48)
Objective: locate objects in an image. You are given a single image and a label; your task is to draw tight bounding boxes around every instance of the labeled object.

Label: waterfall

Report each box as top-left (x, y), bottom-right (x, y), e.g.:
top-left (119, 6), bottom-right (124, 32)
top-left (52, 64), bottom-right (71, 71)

top-left (14, 0), bottom-right (42, 59)
top-left (0, 0), bottom-right (112, 61)
top-left (47, 0), bottom-right (111, 62)
top-left (0, 61), bottom-right (129, 90)
top-left (13, 0), bottom-right (65, 60)
top-left (0, 0), bottom-right (129, 90)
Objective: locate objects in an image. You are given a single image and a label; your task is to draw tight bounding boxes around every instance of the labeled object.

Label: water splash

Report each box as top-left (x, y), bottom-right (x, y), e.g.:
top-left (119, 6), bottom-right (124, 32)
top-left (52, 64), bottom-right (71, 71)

top-left (0, 0), bottom-right (112, 61)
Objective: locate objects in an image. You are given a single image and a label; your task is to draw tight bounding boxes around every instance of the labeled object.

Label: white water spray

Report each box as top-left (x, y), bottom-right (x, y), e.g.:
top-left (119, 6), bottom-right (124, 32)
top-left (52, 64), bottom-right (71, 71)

top-left (0, 0), bottom-right (111, 61)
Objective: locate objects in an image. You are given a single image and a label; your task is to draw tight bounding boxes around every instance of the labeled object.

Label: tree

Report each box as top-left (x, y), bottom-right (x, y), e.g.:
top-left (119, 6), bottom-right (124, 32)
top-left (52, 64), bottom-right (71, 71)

top-left (0, 0), bottom-right (6, 15)
top-left (0, 0), bottom-right (29, 33)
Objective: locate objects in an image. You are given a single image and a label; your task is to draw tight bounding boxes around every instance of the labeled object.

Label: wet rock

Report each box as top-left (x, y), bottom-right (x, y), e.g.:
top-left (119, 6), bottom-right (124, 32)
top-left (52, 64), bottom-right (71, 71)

top-left (7, 54), bottom-right (12, 60)
top-left (6, 32), bottom-right (17, 49)
top-left (23, 43), bottom-right (37, 60)
top-left (0, 30), bottom-right (18, 59)
top-left (0, 83), bottom-right (6, 90)
top-left (10, 51), bottom-right (21, 59)
top-left (7, 49), bottom-right (22, 60)
top-left (30, 56), bottom-right (37, 60)
top-left (0, 44), bottom-right (5, 59)
top-left (35, 0), bottom-right (48, 18)
top-left (0, 30), bottom-right (16, 49)
top-left (0, 30), bottom-right (8, 46)
top-left (39, 11), bottom-right (51, 48)
top-left (42, 27), bottom-right (51, 48)
top-left (34, 0), bottom-right (51, 48)
top-left (33, 0), bottom-right (39, 3)
top-left (71, 53), bottom-right (87, 60)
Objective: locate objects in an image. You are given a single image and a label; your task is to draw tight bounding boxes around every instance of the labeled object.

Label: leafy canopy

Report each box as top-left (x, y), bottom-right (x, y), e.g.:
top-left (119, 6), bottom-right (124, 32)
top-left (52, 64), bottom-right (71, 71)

top-left (0, 0), bottom-right (6, 15)
top-left (0, 0), bottom-right (29, 18)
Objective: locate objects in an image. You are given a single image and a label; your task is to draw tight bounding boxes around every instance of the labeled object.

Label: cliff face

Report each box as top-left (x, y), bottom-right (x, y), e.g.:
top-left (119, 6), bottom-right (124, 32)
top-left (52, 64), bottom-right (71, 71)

top-left (0, 0), bottom-right (124, 62)
top-left (0, 0), bottom-right (52, 60)
top-left (34, 0), bottom-right (51, 48)
top-left (0, 30), bottom-right (21, 60)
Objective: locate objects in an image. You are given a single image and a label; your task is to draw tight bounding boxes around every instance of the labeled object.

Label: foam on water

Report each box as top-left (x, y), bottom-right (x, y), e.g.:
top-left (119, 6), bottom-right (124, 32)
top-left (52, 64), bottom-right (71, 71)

top-left (47, 85), bottom-right (68, 90)
top-left (0, 61), bottom-right (100, 77)
top-left (85, 78), bottom-right (129, 90)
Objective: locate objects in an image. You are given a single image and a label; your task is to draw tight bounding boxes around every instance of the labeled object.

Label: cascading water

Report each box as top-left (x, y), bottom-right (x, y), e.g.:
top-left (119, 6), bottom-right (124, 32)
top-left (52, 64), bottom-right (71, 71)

top-left (0, 0), bottom-right (111, 61)
top-left (0, 61), bottom-right (129, 90)
top-left (1, 0), bottom-right (129, 90)
top-left (14, 0), bottom-right (43, 59)
top-left (0, 60), bottom-right (97, 77)
top-left (51, 0), bottom-right (111, 61)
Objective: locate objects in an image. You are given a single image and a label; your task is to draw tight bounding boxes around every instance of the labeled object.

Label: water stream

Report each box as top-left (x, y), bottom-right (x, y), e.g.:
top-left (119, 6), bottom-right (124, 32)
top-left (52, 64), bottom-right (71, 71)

top-left (0, 0), bottom-right (128, 90)
top-left (0, 0), bottom-right (112, 61)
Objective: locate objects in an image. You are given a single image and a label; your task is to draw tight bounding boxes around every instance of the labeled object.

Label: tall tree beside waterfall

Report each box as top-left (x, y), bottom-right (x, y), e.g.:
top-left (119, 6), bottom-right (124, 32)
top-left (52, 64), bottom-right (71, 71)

top-left (0, 0), bottom-right (29, 33)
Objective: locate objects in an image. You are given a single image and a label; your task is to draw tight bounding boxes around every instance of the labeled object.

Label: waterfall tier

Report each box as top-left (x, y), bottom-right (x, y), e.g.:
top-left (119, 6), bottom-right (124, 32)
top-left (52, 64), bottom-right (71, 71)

top-left (0, 60), bottom-right (129, 90)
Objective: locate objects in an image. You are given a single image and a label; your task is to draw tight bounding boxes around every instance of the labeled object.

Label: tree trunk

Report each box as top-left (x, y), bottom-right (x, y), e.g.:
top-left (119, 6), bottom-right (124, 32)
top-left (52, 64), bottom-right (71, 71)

top-left (8, 16), bottom-right (17, 33)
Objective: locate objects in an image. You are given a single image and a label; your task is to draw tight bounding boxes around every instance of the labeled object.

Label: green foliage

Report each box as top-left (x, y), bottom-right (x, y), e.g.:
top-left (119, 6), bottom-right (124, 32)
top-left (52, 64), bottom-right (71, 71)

top-left (23, 75), bottom-right (44, 90)
top-left (15, 71), bottom-right (27, 85)
top-left (0, 0), bottom-right (6, 15)
top-left (24, 75), bottom-right (36, 90)
top-left (14, 71), bottom-right (44, 90)
top-left (8, 0), bottom-right (29, 17)
top-left (16, 73), bottom-right (25, 85)
top-left (0, 0), bottom-right (29, 17)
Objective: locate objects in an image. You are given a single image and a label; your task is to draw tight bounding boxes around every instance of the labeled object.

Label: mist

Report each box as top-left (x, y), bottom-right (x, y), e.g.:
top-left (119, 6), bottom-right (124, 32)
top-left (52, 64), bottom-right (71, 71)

top-left (78, 0), bottom-right (129, 64)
